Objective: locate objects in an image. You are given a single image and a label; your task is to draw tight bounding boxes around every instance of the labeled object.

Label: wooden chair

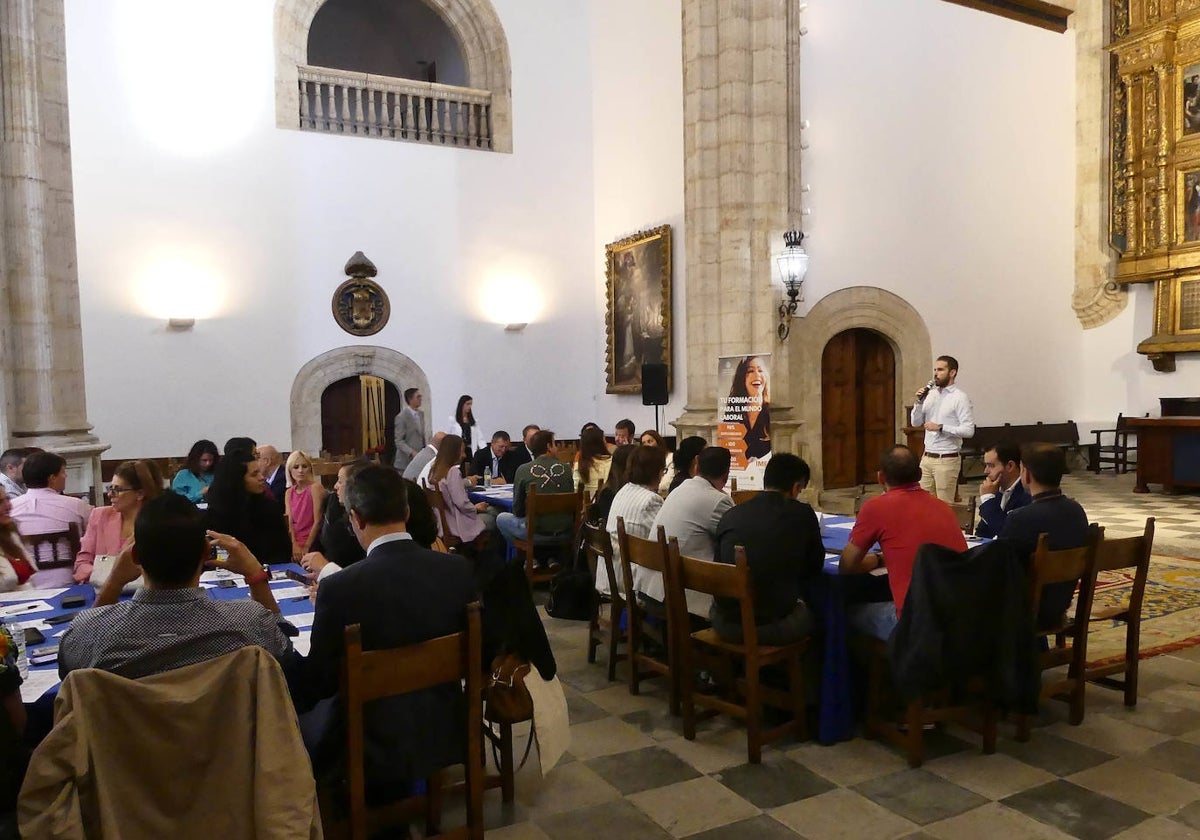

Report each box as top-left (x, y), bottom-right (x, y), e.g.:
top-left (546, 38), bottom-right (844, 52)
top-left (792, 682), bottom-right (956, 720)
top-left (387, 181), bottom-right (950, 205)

top-left (423, 485), bottom-right (462, 552)
top-left (615, 520), bottom-right (679, 714)
top-left (25, 522), bottom-right (82, 572)
top-left (513, 485), bottom-right (583, 585)
top-left (1085, 518), bottom-right (1155, 706)
top-left (665, 543), bottom-right (808, 764)
top-left (583, 522), bottom-right (626, 682)
top-left (1092, 413), bottom-right (1142, 474)
top-left (948, 495), bottom-right (977, 534)
top-left (1017, 526), bottom-right (1101, 740)
top-left (329, 604), bottom-right (484, 840)
top-left (731, 490), bottom-right (760, 506)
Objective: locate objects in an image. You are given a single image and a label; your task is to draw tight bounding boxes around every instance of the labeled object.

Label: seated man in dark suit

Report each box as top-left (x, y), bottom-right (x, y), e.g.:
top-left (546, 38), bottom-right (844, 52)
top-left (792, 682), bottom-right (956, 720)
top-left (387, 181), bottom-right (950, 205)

top-left (507, 424), bottom-right (539, 473)
top-left (710, 453), bottom-right (825, 645)
top-left (468, 430), bottom-right (520, 484)
top-left (999, 443), bottom-right (1090, 628)
top-left (975, 441), bottom-right (1031, 538)
top-left (299, 465), bottom-right (477, 801)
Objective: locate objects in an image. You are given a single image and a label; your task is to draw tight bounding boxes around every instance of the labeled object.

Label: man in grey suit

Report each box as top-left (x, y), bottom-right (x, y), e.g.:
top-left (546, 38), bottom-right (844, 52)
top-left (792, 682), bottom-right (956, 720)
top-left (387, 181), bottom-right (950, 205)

top-left (403, 431), bottom-right (445, 483)
top-left (393, 387), bottom-right (427, 471)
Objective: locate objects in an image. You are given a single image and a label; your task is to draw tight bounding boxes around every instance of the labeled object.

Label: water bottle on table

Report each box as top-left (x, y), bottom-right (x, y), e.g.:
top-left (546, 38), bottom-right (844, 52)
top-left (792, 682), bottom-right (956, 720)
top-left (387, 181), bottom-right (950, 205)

top-left (483, 467), bottom-right (492, 489)
top-left (4, 621), bottom-right (28, 679)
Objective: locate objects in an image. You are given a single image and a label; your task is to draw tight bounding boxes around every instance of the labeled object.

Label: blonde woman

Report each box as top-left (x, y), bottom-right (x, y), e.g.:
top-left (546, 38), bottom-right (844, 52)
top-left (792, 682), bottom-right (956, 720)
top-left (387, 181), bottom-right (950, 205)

top-left (285, 451), bottom-right (326, 562)
top-left (73, 460), bottom-right (163, 584)
top-left (0, 487), bottom-right (35, 591)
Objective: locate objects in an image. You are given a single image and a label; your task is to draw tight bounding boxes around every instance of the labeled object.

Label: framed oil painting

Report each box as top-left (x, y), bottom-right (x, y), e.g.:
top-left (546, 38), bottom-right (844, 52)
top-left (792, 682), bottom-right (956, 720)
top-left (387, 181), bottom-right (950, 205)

top-left (605, 225), bottom-right (672, 394)
top-left (1186, 64), bottom-right (1200, 136)
top-left (1185, 169), bottom-right (1200, 243)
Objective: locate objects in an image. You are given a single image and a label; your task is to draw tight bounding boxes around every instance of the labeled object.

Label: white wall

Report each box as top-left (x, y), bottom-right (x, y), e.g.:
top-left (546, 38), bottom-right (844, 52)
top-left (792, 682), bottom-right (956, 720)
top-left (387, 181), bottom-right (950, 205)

top-left (65, 0), bottom-right (601, 457)
top-left (799, 0), bottom-right (1081, 427)
top-left (589, 0), bottom-right (687, 438)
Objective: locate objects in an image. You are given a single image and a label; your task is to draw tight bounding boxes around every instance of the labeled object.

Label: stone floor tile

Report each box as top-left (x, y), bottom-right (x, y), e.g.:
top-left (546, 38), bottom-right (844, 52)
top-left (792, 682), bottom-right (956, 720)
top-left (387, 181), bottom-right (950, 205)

top-left (923, 801), bottom-right (1075, 840)
top-left (659, 730), bottom-right (754, 775)
top-left (536, 799), bottom-right (673, 840)
top-left (629, 776), bottom-right (760, 838)
top-left (584, 683), bottom-right (668, 716)
top-left (853, 769), bottom-right (988, 826)
top-left (1068, 757), bottom-right (1200, 814)
top-left (1002, 780), bottom-right (1151, 840)
top-left (513, 761), bottom-right (621, 820)
top-left (713, 755), bottom-right (836, 809)
top-left (1111, 816), bottom-right (1200, 840)
top-left (558, 666), bottom-right (618, 695)
top-left (621, 705), bottom-right (690, 741)
top-left (997, 731), bottom-right (1117, 776)
top-left (1046, 713), bottom-right (1172, 757)
top-left (486, 823), bottom-right (554, 840)
top-left (769, 788), bottom-right (919, 840)
top-left (784, 738), bottom-right (910, 786)
top-left (1173, 800), bottom-right (1200, 830)
top-left (565, 716), bottom-right (657, 761)
top-left (1102, 698), bottom-right (1200, 737)
top-left (1148, 686), bottom-right (1200, 714)
top-left (584, 745), bottom-right (701, 795)
top-left (1142, 740), bottom-right (1200, 784)
top-left (564, 689), bottom-right (609, 725)
top-left (924, 751), bottom-right (1056, 800)
top-left (682, 814), bottom-right (802, 840)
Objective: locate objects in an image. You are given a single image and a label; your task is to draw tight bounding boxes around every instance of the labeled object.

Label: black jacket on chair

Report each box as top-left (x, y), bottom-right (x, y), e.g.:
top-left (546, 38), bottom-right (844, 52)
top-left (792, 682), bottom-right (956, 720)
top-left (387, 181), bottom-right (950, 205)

top-left (887, 540), bottom-right (1040, 714)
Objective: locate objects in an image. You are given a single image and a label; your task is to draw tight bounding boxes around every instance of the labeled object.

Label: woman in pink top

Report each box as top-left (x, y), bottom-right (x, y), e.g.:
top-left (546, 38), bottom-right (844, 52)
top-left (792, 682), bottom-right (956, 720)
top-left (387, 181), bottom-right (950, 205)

top-left (74, 460), bottom-right (163, 583)
top-left (285, 451), bottom-right (326, 562)
top-left (430, 435), bottom-right (495, 546)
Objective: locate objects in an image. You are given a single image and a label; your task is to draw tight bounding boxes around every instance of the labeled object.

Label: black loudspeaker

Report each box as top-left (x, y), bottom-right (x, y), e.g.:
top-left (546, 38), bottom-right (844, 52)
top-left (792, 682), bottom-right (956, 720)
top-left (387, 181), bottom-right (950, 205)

top-left (641, 363), bottom-right (669, 406)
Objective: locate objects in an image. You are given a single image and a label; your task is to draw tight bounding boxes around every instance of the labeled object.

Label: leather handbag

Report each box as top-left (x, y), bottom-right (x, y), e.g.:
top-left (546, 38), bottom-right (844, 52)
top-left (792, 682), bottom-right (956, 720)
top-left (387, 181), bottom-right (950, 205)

top-left (485, 653), bottom-right (533, 724)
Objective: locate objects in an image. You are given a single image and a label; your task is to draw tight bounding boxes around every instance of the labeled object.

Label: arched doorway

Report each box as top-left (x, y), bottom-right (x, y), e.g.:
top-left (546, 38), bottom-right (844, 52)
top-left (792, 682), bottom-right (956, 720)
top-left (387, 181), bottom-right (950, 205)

top-left (321, 376), bottom-right (401, 462)
top-left (821, 329), bottom-right (896, 488)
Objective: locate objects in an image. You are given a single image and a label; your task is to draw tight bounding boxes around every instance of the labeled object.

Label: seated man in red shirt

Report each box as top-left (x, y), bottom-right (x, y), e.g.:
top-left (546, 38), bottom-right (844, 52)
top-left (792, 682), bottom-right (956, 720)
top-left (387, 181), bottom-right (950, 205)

top-left (840, 445), bottom-right (967, 640)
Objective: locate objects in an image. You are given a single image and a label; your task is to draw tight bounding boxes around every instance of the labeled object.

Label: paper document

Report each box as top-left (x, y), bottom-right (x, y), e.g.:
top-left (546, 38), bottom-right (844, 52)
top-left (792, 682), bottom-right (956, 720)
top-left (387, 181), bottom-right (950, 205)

top-left (0, 601), bottom-right (54, 618)
top-left (20, 669), bottom-right (60, 703)
top-left (0, 588), bottom-right (67, 604)
top-left (286, 611), bottom-right (315, 629)
top-left (292, 631), bottom-right (312, 656)
top-left (269, 585), bottom-right (310, 601)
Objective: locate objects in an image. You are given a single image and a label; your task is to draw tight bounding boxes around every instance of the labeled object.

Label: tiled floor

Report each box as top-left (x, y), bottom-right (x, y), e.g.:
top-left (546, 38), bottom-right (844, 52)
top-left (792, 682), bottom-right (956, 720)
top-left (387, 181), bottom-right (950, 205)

top-left (480, 474), bottom-right (1200, 840)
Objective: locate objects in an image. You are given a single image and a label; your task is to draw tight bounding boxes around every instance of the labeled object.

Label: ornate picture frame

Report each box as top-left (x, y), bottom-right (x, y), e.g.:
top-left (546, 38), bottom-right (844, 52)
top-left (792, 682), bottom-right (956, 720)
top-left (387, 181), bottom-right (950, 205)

top-left (604, 225), bottom-right (672, 395)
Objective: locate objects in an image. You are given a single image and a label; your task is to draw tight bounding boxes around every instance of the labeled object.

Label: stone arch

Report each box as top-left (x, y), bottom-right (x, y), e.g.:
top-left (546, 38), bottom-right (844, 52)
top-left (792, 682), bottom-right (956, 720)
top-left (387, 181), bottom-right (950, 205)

top-left (290, 346), bottom-right (433, 455)
top-left (789, 287), bottom-right (932, 491)
top-left (274, 0), bottom-right (513, 152)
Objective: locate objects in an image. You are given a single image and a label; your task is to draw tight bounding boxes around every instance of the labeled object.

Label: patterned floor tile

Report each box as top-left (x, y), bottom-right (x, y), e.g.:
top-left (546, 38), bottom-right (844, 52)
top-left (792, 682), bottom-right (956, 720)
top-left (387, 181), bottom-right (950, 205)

top-left (536, 799), bottom-right (673, 840)
top-left (682, 814), bottom-right (802, 840)
top-left (924, 751), bottom-right (1056, 800)
top-left (997, 731), bottom-right (1117, 776)
top-left (1068, 757), bottom-right (1200, 815)
top-left (566, 716), bottom-right (658, 761)
top-left (1142, 740), bottom-right (1200, 784)
top-left (585, 746), bottom-right (701, 795)
top-left (769, 788), bottom-right (919, 840)
top-left (628, 776), bottom-right (760, 838)
top-left (923, 802), bottom-right (1076, 840)
top-left (853, 769), bottom-right (989, 826)
top-left (713, 755), bottom-right (836, 809)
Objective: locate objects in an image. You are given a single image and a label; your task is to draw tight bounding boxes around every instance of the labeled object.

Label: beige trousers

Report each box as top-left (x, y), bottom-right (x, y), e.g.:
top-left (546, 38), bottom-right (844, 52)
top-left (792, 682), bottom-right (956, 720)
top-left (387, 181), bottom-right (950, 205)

top-left (920, 454), bottom-right (960, 503)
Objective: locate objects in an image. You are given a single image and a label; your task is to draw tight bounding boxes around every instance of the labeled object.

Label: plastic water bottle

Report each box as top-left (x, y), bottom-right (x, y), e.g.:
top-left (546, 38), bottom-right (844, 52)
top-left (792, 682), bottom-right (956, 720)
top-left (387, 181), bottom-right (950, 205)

top-left (483, 467), bottom-right (492, 488)
top-left (6, 622), bottom-right (28, 679)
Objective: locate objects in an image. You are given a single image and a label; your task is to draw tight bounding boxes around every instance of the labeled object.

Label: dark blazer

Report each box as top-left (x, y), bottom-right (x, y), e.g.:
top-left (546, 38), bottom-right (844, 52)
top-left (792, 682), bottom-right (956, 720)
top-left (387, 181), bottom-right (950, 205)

top-left (266, 466), bottom-right (287, 514)
top-left (507, 445), bottom-right (533, 474)
top-left (302, 537), bottom-right (477, 792)
top-left (206, 492), bottom-right (291, 567)
top-left (318, 494), bottom-right (365, 569)
top-left (480, 560), bottom-right (556, 680)
top-left (888, 541), bottom-right (1040, 714)
top-left (713, 492), bottom-right (824, 626)
top-left (468, 446), bottom-right (522, 484)
top-left (999, 490), bottom-right (1090, 628)
top-left (975, 481), bottom-right (1032, 539)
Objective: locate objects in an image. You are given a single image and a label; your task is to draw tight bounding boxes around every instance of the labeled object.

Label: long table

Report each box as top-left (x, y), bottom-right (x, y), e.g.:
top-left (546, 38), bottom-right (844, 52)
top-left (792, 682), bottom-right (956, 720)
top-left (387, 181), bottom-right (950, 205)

top-left (468, 485), bottom-right (514, 511)
top-left (8, 566), bottom-right (320, 706)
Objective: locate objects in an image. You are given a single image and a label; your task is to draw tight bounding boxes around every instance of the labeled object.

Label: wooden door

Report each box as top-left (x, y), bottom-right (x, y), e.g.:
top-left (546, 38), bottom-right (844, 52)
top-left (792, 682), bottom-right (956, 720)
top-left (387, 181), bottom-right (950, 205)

top-left (821, 329), bottom-right (896, 488)
top-left (322, 377), bottom-right (402, 460)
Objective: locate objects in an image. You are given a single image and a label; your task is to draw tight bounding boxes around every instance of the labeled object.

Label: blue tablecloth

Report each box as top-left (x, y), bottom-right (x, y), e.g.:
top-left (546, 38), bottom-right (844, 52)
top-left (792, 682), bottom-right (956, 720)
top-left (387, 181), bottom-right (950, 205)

top-left (468, 485), bottom-right (513, 512)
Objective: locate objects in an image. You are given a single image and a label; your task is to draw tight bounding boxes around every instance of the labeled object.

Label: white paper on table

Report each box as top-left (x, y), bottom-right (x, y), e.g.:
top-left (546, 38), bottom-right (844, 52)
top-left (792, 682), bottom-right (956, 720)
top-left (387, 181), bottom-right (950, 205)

top-left (12, 620), bottom-right (51, 633)
top-left (292, 630), bottom-right (312, 656)
top-left (269, 585), bottom-right (310, 601)
top-left (286, 611), bottom-right (315, 629)
top-left (825, 522), bottom-right (854, 530)
top-left (0, 588), bottom-right (67, 604)
top-left (0, 601), bottom-right (54, 618)
top-left (19, 669), bottom-right (61, 703)
top-left (199, 569), bottom-right (237, 583)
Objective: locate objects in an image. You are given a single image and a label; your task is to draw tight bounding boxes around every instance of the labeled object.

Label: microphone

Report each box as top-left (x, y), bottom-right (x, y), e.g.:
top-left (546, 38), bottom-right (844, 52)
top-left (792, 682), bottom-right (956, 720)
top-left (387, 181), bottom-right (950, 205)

top-left (917, 378), bottom-right (936, 401)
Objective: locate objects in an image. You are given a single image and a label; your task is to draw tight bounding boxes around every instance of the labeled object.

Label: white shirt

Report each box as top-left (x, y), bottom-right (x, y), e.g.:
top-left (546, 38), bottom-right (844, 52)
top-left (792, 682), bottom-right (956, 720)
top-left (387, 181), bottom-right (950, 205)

top-left (444, 416), bottom-right (486, 454)
top-left (600, 484), bottom-right (663, 597)
top-left (910, 384), bottom-right (975, 455)
top-left (646, 476), bottom-right (734, 615)
top-left (319, 531), bottom-right (411, 581)
top-left (0, 473), bottom-right (24, 498)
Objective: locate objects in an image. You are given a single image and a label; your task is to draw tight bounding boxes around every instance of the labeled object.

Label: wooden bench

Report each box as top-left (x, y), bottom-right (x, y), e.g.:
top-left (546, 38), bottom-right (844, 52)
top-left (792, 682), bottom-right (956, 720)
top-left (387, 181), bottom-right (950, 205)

top-left (959, 420), bottom-right (1085, 480)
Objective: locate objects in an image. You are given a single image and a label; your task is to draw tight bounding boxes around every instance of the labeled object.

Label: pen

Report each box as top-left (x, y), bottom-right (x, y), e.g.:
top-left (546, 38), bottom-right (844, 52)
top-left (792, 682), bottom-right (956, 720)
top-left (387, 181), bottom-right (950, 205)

top-left (284, 596), bottom-right (309, 602)
top-left (2, 603), bottom-right (41, 614)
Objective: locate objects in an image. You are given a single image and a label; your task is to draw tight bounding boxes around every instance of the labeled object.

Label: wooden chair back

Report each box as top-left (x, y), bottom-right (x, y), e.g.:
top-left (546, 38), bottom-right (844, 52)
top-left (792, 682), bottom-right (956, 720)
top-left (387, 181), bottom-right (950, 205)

top-left (339, 603), bottom-right (483, 840)
top-left (948, 495), bottom-right (977, 534)
top-left (423, 484), bottom-right (461, 550)
top-left (25, 522), bottom-right (82, 571)
top-left (614, 519), bottom-right (678, 712)
top-left (517, 485), bottom-right (584, 583)
top-left (1028, 527), bottom-right (1100, 625)
top-left (731, 490), bottom-right (760, 506)
top-left (729, 477), bottom-right (738, 492)
top-left (665, 541), bottom-right (808, 763)
top-left (583, 522), bottom-right (625, 681)
top-left (1085, 517), bottom-right (1155, 706)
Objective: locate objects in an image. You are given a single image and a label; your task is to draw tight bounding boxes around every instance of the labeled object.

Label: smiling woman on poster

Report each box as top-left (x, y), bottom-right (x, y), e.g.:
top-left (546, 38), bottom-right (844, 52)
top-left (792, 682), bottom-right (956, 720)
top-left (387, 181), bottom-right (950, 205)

top-left (726, 356), bottom-right (772, 461)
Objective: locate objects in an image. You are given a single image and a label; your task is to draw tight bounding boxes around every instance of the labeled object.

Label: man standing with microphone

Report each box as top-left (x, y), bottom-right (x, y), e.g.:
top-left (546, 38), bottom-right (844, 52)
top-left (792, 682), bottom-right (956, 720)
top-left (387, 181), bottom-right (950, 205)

top-left (910, 355), bottom-right (975, 503)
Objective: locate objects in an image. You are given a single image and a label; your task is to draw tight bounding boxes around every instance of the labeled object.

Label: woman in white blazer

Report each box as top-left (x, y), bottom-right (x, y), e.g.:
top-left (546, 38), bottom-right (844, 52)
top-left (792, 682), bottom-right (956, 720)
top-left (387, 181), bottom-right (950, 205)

top-left (445, 394), bottom-right (486, 457)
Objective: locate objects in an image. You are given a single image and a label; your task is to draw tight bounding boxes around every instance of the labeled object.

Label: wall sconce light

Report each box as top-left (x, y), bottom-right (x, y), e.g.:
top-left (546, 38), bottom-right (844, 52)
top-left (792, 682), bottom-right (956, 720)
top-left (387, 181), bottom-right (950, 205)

top-left (776, 230), bottom-right (809, 341)
top-left (504, 322), bottom-right (527, 333)
top-left (167, 317), bottom-right (195, 330)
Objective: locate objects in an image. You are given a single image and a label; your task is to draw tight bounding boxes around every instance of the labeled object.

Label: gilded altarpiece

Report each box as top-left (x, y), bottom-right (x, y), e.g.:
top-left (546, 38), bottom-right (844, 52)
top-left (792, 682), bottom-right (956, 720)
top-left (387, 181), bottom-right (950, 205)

top-left (1110, 0), bottom-right (1200, 370)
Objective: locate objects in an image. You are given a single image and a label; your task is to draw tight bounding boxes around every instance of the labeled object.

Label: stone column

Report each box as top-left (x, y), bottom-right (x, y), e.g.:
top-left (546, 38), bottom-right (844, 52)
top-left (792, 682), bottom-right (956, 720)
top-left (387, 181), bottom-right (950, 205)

top-left (675, 0), bottom-right (805, 455)
top-left (0, 0), bottom-right (106, 491)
